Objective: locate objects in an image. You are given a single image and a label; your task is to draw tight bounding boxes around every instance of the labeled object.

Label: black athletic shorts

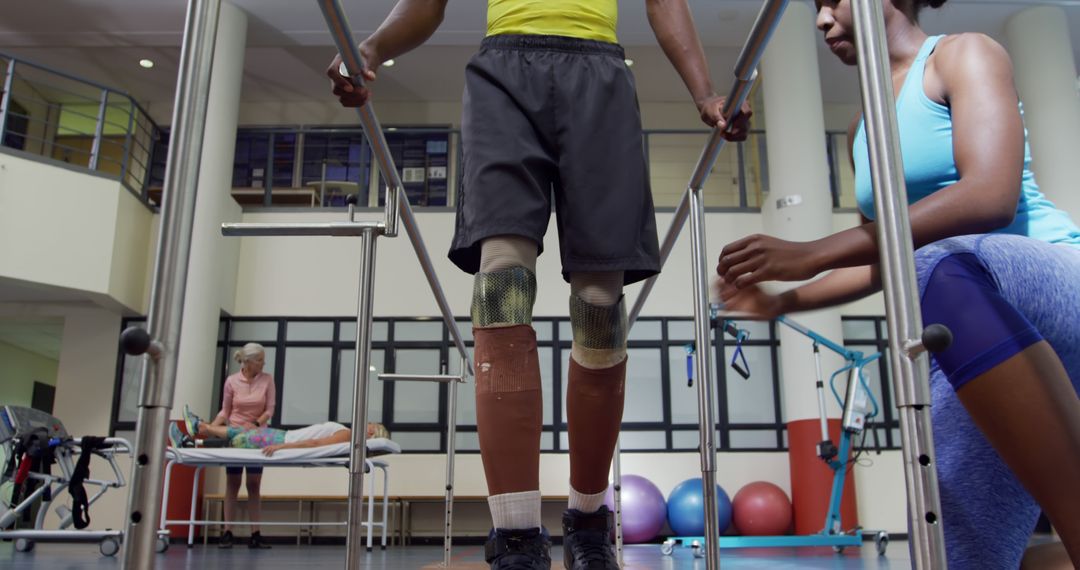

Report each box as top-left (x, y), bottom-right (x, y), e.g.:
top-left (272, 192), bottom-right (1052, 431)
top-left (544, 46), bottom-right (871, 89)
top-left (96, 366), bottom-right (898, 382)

top-left (448, 34), bottom-right (660, 285)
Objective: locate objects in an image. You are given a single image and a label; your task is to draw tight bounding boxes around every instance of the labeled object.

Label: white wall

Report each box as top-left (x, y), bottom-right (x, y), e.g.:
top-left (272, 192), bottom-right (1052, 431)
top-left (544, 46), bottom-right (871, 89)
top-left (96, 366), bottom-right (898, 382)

top-left (0, 339), bottom-right (59, 407)
top-left (0, 151), bottom-right (155, 314)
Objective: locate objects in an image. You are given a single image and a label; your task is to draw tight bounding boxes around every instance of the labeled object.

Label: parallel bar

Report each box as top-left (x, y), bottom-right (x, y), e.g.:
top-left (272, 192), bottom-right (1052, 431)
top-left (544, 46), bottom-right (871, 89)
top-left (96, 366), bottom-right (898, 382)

top-left (345, 226), bottom-right (379, 568)
top-left (378, 373), bottom-right (464, 384)
top-left (88, 89), bottom-right (108, 170)
top-left (627, 0), bottom-right (789, 327)
top-left (849, 0), bottom-right (946, 567)
top-left (121, 0), bottom-right (221, 568)
top-left (221, 221), bottom-right (384, 237)
top-left (316, 0), bottom-right (401, 237)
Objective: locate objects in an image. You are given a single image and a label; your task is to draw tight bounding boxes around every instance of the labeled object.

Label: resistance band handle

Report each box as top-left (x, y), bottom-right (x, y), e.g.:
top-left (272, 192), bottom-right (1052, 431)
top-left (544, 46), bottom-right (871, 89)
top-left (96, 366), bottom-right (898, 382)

top-left (686, 351), bottom-right (694, 387)
top-left (731, 360), bottom-right (751, 380)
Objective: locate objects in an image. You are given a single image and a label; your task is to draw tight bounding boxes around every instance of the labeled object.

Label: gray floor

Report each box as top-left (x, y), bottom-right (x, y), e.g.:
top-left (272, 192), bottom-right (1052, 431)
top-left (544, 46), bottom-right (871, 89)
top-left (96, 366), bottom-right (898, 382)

top-left (1, 541), bottom-right (909, 569)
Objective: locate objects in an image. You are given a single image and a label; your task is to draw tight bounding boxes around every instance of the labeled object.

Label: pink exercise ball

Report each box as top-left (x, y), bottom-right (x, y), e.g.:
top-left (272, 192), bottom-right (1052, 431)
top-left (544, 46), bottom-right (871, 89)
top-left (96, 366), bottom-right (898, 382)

top-left (731, 481), bottom-right (793, 536)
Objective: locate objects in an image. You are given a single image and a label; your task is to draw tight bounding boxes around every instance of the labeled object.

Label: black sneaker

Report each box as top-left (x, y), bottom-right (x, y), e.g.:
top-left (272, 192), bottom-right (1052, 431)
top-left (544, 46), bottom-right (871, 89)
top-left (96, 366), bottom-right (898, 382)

top-left (484, 527), bottom-right (552, 569)
top-left (562, 506), bottom-right (618, 570)
top-left (248, 531), bottom-right (271, 549)
top-left (218, 530), bottom-right (234, 549)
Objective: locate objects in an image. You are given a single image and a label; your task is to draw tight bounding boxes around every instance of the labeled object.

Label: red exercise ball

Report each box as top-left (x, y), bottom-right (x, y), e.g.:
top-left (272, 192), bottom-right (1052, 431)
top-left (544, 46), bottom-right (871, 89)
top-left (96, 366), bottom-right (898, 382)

top-left (731, 481), bottom-right (793, 536)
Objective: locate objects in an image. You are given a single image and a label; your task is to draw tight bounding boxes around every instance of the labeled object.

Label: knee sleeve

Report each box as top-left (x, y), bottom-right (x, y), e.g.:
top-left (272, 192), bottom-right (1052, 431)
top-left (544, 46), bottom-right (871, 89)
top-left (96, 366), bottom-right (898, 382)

top-left (570, 271), bottom-right (624, 306)
top-left (570, 294), bottom-right (628, 368)
top-left (922, 253), bottom-right (1043, 391)
top-left (472, 267), bottom-right (537, 327)
top-left (479, 236), bottom-right (538, 273)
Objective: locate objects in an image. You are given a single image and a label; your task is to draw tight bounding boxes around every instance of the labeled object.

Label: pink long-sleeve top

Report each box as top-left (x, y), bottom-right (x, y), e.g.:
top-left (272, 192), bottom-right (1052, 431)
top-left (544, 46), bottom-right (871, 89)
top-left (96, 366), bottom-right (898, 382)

top-left (215, 372), bottom-right (276, 429)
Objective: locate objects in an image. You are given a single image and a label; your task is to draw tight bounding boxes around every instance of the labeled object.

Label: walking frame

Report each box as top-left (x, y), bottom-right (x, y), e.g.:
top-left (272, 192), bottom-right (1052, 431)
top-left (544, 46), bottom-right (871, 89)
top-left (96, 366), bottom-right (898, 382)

top-left (119, 0), bottom-right (950, 567)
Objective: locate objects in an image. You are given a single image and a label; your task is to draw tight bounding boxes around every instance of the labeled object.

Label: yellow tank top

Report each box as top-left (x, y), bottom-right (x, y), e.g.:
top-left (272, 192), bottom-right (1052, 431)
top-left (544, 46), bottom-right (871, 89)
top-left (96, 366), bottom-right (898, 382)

top-left (487, 0), bottom-right (618, 44)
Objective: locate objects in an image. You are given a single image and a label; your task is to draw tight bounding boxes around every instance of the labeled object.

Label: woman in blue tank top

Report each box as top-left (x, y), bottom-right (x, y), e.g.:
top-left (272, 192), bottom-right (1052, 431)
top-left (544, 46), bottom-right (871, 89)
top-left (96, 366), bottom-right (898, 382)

top-left (716, 0), bottom-right (1080, 567)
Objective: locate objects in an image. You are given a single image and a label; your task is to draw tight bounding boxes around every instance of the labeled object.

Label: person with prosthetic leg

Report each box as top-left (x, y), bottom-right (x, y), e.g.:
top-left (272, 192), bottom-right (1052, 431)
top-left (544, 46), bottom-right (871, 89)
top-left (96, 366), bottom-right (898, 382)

top-left (470, 237), bottom-right (632, 569)
top-left (327, 2), bottom-right (751, 568)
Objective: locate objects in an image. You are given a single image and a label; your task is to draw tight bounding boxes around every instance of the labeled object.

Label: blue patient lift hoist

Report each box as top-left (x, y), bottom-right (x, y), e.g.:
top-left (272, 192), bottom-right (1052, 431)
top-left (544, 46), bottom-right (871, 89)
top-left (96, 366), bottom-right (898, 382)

top-left (666, 312), bottom-right (890, 557)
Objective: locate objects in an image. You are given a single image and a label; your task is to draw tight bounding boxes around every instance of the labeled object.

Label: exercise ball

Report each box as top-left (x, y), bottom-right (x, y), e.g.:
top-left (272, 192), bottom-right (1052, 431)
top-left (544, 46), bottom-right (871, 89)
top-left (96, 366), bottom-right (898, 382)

top-left (731, 481), bottom-right (793, 536)
top-left (602, 475), bottom-right (667, 543)
top-left (666, 478), bottom-right (732, 536)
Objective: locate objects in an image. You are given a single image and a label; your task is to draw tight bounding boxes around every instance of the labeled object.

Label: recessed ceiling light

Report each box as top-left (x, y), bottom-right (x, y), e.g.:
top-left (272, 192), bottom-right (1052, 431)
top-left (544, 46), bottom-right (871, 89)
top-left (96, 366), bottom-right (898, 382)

top-left (624, 58), bottom-right (634, 67)
top-left (383, 59), bottom-right (395, 67)
top-left (386, 127), bottom-right (398, 132)
top-left (139, 59), bottom-right (154, 69)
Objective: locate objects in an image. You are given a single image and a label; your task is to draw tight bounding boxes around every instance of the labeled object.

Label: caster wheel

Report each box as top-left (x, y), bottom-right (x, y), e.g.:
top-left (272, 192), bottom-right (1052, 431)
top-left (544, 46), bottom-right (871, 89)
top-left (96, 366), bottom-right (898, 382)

top-left (100, 538), bottom-right (120, 557)
top-left (875, 532), bottom-right (889, 556)
top-left (833, 546), bottom-right (845, 554)
top-left (14, 538), bottom-right (34, 552)
top-left (691, 541), bottom-right (705, 559)
top-left (156, 536), bottom-right (170, 553)
top-left (660, 540), bottom-right (674, 556)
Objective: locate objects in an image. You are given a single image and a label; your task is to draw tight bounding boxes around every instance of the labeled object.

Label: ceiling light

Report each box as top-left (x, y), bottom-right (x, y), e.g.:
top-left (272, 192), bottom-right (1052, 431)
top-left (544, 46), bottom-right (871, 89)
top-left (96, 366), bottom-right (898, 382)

top-left (383, 59), bottom-right (395, 67)
top-left (624, 58), bottom-right (634, 67)
top-left (139, 59), bottom-right (154, 69)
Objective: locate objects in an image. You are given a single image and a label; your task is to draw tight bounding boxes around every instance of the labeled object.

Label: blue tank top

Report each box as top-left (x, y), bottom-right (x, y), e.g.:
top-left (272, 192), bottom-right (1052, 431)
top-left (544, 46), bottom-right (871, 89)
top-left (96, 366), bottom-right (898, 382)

top-left (853, 35), bottom-right (1080, 248)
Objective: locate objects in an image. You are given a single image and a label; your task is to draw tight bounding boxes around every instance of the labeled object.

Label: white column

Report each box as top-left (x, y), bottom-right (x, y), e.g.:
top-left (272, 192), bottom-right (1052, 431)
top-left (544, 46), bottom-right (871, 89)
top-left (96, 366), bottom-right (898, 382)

top-left (172, 1), bottom-right (245, 416)
top-left (760, 0), bottom-right (846, 423)
top-left (1005, 6), bottom-right (1080, 219)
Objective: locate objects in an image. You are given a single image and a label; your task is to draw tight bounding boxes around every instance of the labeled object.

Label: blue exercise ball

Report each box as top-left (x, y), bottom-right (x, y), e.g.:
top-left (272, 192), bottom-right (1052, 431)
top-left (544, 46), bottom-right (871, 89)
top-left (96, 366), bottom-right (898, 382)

top-left (667, 478), bottom-right (732, 536)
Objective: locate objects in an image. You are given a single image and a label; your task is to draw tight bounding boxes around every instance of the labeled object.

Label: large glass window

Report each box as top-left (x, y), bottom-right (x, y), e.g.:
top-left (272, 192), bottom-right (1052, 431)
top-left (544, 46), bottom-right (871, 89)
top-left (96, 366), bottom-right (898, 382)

top-left (112, 315), bottom-right (898, 453)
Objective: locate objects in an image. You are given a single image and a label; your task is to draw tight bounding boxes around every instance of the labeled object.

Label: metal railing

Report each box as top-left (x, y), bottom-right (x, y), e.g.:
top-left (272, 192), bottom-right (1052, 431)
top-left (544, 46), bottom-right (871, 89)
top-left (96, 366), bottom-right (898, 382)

top-left (0, 53), bottom-right (164, 206)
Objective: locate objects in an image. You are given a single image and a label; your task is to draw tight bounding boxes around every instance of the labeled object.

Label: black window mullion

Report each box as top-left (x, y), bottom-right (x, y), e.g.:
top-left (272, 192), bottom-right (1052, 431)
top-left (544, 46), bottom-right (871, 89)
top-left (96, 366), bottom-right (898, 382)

top-left (769, 319), bottom-right (785, 449)
top-left (328, 318), bottom-right (341, 422)
top-left (659, 318), bottom-right (673, 451)
top-left (714, 323), bottom-right (732, 451)
top-left (551, 318), bottom-right (563, 451)
top-left (383, 321), bottom-right (396, 428)
top-left (272, 318), bottom-right (286, 427)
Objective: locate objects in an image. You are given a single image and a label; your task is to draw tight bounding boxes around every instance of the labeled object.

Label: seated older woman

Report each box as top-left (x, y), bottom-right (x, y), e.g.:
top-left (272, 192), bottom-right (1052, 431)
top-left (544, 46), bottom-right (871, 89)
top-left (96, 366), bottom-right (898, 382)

top-left (170, 405), bottom-right (389, 457)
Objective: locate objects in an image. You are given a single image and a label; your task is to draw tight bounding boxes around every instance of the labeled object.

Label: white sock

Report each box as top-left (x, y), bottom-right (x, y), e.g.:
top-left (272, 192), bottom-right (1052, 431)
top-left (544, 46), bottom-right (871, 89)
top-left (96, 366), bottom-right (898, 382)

top-left (488, 490), bottom-right (542, 530)
top-left (568, 485), bottom-right (607, 514)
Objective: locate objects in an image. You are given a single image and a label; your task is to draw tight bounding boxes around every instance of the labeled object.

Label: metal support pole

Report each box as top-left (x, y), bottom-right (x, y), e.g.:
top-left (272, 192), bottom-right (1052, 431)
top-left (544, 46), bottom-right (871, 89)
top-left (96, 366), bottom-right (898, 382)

top-left (612, 439), bottom-right (624, 566)
top-left (0, 59), bottom-right (14, 142)
top-left (689, 185), bottom-right (721, 570)
top-left (442, 357), bottom-right (462, 567)
top-left (88, 89), bottom-right (108, 170)
top-left (346, 226), bottom-right (379, 568)
top-left (850, 0), bottom-right (946, 567)
top-left (120, 0), bottom-right (221, 567)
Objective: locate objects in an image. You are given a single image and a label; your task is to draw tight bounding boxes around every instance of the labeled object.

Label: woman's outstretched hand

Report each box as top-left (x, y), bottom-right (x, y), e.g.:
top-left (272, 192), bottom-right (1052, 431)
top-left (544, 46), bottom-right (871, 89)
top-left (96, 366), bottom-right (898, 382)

top-left (717, 281), bottom-right (785, 320)
top-left (717, 234), bottom-right (822, 288)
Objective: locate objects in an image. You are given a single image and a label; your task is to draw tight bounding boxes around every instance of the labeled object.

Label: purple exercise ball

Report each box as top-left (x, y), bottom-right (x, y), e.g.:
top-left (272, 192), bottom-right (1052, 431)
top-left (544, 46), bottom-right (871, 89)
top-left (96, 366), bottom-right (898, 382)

top-left (603, 474), bottom-right (667, 543)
